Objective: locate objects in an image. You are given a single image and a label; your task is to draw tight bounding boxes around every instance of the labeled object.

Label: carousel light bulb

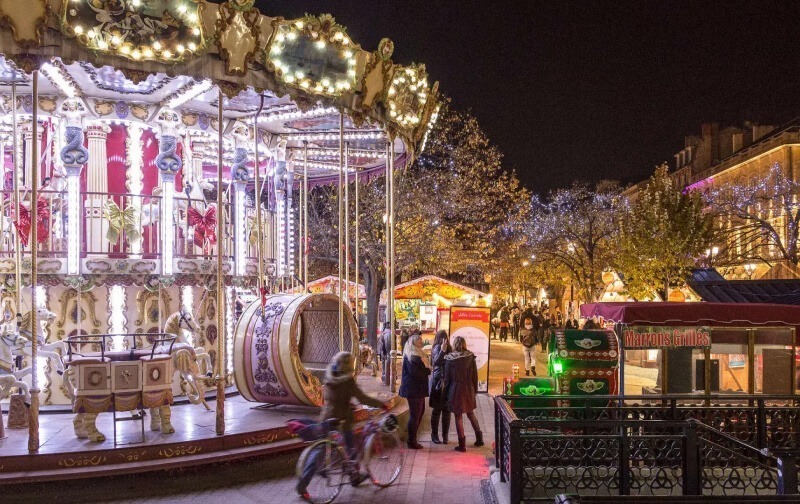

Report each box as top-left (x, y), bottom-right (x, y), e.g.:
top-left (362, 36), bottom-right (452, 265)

top-left (143, 48), bottom-right (154, 58)
top-left (285, 75), bottom-right (295, 83)
top-left (178, 4), bottom-right (187, 14)
top-left (163, 50), bottom-right (172, 59)
top-left (111, 35), bottom-right (121, 46)
top-left (192, 27), bottom-right (200, 36)
top-left (87, 30), bottom-right (96, 39)
top-left (177, 44), bottom-right (185, 53)
top-left (287, 31), bottom-right (297, 40)
top-left (152, 41), bottom-right (162, 50)
top-left (343, 50), bottom-right (353, 59)
top-left (315, 40), bottom-right (326, 50)
top-left (74, 25), bottom-right (84, 35)
top-left (131, 0), bottom-right (140, 5)
top-left (276, 33), bottom-right (285, 43)
top-left (188, 42), bottom-right (197, 51)
top-left (189, 13), bottom-right (199, 24)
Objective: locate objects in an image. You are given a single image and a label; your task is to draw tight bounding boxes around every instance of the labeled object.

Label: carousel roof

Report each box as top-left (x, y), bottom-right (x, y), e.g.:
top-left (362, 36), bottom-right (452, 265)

top-left (0, 0), bottom-right (440, 180)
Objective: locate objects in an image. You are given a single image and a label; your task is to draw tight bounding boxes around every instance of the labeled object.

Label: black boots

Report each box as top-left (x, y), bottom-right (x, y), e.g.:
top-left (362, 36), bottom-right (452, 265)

top-left (455, 436), bottom-right (466, 452)
top-left (474, 431), bottom-right (484, 447)
top-left (431, 428), bottom-right (442, 444)
top-left (442, 414), bottom-right (450, 444)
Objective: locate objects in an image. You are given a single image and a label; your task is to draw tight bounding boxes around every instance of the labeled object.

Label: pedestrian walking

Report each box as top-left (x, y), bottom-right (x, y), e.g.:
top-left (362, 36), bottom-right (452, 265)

top-left (399, 333), bottom-right (430, 449)
top-left (519, 316), bottom-right (538, 376)
top-left (511, 305), bottom-right (521, 341)
top-left (378, 322), bottom-right (393, 385)
top-left (556, 309), bottom-right (563, 328)
top-left (499, 306), bottom-right (509, 342)
top-left (443, 336), bottom-right (484, 452)
top-left (429, 330), bottom-right (451, 444)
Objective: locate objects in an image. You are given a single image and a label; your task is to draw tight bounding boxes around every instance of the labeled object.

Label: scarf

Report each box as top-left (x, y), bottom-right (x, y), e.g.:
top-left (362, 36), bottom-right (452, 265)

top-left (403, 339), bottom-right (431, 369)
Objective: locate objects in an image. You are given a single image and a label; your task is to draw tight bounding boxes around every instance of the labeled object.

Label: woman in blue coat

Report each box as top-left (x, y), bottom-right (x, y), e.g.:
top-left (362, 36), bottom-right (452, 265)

top-left (398, 333), bottom-right (430, 449)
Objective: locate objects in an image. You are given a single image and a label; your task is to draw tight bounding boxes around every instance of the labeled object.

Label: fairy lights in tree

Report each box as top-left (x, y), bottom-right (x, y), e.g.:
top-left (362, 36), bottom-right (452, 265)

top-left (705, 162), bottom-right (800, 267)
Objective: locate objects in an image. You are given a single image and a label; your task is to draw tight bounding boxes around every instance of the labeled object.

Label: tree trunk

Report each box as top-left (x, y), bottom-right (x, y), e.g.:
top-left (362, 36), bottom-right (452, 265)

top-left (363, 265), bottom-right (385, 351)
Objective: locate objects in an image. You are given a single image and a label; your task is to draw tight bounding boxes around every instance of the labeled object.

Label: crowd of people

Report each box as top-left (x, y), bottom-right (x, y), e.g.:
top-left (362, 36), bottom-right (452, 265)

top-left (492, 303), bottom-right (581, 376)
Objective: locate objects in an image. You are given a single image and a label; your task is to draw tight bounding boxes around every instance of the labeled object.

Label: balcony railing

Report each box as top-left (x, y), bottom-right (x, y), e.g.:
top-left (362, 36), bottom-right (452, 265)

top-left (0, 189), bottom-right (261, 267)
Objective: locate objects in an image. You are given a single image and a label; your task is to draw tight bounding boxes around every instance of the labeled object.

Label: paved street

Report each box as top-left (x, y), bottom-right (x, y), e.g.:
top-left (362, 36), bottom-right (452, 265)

top-left (81, 394), bottom-right (498, 504)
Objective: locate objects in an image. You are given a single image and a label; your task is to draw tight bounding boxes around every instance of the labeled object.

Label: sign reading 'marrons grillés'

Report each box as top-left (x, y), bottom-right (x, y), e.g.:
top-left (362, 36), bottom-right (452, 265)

top-left (623, 326), bottom-right (711, 349)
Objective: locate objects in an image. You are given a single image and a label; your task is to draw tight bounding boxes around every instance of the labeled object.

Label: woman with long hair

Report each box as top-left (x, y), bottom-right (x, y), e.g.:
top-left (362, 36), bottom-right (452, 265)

top-left (429, 330), bottom-right (451, 444)
top-left (398, 333), bottom-right (430, 449)
top-left (443, 336), bottom-right (484, 452)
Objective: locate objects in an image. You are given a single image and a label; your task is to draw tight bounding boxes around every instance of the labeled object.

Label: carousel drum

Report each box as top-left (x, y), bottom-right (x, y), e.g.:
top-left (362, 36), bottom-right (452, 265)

top-left (234, 294), bottom-right (360, 407)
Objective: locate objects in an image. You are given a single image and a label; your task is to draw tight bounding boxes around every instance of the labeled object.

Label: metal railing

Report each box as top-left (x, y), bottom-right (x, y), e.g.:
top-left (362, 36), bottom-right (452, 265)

top-left (496, 395), bottom-right (800, 503)
top-left (0, 189), bottom-right (254, 263)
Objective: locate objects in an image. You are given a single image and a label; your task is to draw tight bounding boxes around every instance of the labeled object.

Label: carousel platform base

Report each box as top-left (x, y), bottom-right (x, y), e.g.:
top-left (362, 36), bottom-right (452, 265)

top-left (0, 374), bottom-right (403, 485)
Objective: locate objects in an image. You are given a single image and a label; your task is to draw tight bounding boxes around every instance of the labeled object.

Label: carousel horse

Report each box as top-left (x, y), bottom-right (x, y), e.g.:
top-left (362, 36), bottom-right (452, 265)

top-left (160, 307), bottom-right (213, 420)
top-left (0, 326), bottom-right (31, 406)
top-left (15, 307), bottom-right (66, 375)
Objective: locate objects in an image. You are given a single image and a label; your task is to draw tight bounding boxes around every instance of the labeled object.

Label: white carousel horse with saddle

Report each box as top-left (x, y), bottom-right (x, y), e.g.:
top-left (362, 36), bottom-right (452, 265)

top-left (0, 306), bottom-right (65, 406)
top-left (63, 307), bottom-right (212, 442)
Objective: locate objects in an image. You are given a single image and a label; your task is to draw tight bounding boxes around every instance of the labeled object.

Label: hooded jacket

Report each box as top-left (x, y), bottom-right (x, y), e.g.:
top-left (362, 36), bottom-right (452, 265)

top-left (320, 353), bottom-right (384, 429)
top-left (443, 350), bottom-right (478, 415)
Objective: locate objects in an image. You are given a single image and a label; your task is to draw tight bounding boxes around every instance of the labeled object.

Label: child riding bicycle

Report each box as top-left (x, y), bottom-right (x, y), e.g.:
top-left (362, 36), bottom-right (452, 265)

top-left (296, 351), bottom-right (390, 500)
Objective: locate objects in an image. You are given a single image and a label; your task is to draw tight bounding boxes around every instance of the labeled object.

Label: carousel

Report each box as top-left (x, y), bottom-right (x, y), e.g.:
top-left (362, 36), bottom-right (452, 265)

top-left (0, 0), bottom-right (437, 479)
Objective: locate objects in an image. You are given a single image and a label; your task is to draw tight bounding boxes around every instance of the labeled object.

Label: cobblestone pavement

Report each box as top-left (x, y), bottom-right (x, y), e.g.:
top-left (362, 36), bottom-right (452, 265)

top-left (100, 394), bottom-right (497, 504)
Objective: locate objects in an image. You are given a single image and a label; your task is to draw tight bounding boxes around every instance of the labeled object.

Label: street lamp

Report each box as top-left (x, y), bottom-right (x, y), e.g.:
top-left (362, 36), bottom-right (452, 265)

top-left (705, 246), bottom-right (719, 267)
top-left (744, 263), bottom-right (756, 279)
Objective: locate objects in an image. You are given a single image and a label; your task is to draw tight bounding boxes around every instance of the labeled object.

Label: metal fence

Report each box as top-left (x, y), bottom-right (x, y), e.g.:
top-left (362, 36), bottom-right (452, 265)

top-left (496, 395), bottom-right (800, 503)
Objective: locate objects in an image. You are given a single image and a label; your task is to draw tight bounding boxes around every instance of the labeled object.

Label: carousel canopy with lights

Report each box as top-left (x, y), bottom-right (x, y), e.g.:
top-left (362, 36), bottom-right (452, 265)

top-left (0, 0), bottom-right (439, 180)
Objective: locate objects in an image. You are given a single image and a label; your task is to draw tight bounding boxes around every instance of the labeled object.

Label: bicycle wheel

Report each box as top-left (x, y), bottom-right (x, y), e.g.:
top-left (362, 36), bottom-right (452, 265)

top-left (364, 431), bottom-right (404, 487)
top-left (296, 439), bottom-right (348, 504)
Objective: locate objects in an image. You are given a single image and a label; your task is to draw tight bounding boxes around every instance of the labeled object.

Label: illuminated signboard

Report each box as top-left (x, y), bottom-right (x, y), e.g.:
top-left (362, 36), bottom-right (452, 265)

top-left (623, 326), bottom-right (711, 349)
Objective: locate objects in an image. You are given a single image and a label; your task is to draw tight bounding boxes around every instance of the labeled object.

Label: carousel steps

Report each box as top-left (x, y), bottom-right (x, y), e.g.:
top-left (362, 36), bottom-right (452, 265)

top-left (0, 436), bottom-right (305, 484)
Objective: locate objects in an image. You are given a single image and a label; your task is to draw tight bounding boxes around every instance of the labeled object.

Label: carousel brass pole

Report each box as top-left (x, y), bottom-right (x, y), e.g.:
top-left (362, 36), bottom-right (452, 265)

top-left (385, 141), bottom-right (394, 391)
top-left (11, 83), bottom-right (21, 343)
top-left (215, 90), bottom-right (225, 435)
top-left (254, 105), bottom-right (264, 307)
top-left (354, 160), bottom-right (360, 327)
top-left (338, 113), bottom-right (344, 351)
top-left (303, 142), bottom-right (309, 292)
top-left (389, 139), bottom-right (396, 394)
top-left (344, 145), bottom-right (349, 307)
top-left (28, 70), bottom-right (40, 453)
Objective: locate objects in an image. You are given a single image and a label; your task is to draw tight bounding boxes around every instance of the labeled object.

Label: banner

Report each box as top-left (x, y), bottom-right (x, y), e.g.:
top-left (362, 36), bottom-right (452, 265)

top-left (623, 326), bottom-right (711, 349)
top-left (449, 306), bottom-right (491, 393)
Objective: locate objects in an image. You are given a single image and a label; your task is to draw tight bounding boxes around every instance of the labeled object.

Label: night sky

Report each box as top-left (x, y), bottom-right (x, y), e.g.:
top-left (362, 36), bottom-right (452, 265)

top-left (259, 1), bottom-right (800, 194)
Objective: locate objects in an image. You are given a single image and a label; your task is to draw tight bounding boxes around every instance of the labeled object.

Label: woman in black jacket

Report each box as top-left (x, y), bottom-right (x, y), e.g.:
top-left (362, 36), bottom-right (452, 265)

top-left (429, 330), bottom-right (451, 444)
top-left (398, 333), bottom-right (430, 449)
top-left (443, 336), bottom-right (484, 452)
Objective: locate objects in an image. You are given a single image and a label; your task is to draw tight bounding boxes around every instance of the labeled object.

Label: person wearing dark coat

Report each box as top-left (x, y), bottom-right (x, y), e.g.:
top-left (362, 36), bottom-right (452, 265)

top-left (297, 352), bottom-right (388, 498)
top-left (443, 336), bottom-right (484, 452)
top-left (398, 333), bottom-right (430, 449)
top-left (429, 330), bottom-right (451, 444)
top-left (378, 322), bottom-right (393, 386)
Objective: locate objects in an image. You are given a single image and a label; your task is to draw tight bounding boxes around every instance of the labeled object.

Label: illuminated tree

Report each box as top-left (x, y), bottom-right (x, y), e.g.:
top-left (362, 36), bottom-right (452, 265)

top-left (706, 163), bottom-right (800, 268)
top-left (528, 180), bottom-right (623, 303)
top-left (617, 164), bottom-right (713, 299)
top-left (306, 102), bottom-right (529, 348)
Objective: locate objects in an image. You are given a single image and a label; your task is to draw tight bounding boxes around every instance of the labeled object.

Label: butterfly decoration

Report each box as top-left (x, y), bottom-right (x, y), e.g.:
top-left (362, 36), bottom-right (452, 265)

top-left (14, 198), bottom-right (50, 247)
top-left (187, 204), bottom-right (217, 253)
top-left (103, 199), bottom-right (141, 244)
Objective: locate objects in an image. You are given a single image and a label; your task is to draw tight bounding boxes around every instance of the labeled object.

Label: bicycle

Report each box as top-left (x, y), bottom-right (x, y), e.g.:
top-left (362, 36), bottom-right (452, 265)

top-left (289, 413), bottom-right (404, 504)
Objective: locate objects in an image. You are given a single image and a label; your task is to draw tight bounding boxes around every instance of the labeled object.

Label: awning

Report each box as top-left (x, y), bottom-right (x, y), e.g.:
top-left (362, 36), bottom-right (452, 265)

top-left (580, 302), bottom-right (800, 328)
